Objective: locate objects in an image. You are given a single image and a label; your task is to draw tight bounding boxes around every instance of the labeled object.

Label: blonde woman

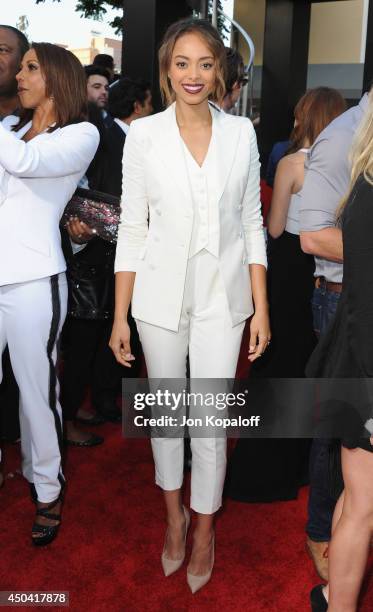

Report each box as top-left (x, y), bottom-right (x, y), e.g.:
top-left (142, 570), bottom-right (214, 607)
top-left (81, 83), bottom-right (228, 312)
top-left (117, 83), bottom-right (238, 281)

top-left (307, 97), bottom-right (373, 611)
top-left (110, 18), bottom-right (269, 592)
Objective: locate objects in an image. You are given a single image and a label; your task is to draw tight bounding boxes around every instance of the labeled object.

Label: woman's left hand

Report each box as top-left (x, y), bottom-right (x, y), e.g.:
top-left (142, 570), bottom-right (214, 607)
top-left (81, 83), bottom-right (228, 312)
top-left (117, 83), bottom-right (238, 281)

top-left (248, 308), bottom-right (271, 362)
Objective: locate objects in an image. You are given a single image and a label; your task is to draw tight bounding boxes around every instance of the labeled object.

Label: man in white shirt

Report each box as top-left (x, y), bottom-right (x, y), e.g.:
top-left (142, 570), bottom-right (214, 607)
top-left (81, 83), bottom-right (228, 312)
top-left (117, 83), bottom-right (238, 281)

top-left (110, 78), bottom-right (153, 132)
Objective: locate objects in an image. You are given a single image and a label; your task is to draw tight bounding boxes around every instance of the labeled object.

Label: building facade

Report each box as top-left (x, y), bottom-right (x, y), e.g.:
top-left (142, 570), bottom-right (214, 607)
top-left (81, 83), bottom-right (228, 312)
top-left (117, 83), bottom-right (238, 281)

top-left (69, 36), bottom-right (122, 70)
top-left (233, 0), bottom-right (369, 99)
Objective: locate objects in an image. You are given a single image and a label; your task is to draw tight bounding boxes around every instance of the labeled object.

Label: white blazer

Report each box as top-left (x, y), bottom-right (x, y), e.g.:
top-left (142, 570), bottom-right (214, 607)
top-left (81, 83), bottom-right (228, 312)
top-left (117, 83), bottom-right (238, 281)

top-left (115, 102), bottom-right (267, 332)
top-left (0, 116), bottom-right (99, 286)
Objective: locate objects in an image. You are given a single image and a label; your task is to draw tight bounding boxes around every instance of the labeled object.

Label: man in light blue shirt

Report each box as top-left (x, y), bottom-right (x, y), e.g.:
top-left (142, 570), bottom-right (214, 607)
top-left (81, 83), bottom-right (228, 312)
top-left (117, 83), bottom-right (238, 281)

top-left (299, 91), bottom-right (370, 580)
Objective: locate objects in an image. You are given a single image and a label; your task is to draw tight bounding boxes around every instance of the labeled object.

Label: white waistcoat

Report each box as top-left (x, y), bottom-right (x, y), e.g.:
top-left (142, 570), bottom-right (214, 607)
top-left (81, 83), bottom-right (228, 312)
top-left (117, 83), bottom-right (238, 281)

top-left (181, 136), bottom-right (219, 259)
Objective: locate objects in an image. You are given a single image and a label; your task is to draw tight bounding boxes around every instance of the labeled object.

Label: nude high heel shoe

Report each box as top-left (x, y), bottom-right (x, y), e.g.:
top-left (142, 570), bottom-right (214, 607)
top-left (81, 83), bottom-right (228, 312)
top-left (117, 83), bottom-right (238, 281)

top-left (187, 534), bottom-right (215, 594)
top-left (161, 505), bottom-right (190, 577)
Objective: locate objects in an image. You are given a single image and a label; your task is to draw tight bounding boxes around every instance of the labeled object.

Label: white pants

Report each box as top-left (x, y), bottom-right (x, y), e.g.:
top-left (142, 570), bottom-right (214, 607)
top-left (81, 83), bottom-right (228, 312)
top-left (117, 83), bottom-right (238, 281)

top-left (0, 274), bottom-right (67, 503)
top-left (136, 250), bottom-right (245, 514)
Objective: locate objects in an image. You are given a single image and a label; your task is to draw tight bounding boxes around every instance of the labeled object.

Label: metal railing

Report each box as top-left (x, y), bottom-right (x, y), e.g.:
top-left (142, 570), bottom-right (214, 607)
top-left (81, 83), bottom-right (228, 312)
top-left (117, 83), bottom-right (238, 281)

top-left (220, 10), bottom-right (255, 118)
top-left (197, 2), bottom-right (256, 118)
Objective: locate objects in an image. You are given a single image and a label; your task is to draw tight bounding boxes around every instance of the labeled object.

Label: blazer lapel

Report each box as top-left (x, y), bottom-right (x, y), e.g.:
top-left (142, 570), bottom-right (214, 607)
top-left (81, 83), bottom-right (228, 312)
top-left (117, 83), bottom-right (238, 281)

top-left (150, 102), bottom-right (193, 209)
top-left (149, 103), bottom-right (242, 209)
top-left (210, 106), bottom-right (242, 204)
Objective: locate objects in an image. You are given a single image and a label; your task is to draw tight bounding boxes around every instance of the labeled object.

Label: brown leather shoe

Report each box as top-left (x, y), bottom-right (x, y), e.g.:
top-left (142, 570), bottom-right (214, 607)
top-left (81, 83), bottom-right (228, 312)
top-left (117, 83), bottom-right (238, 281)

top-left (306, 538), bottom-right (329, 581)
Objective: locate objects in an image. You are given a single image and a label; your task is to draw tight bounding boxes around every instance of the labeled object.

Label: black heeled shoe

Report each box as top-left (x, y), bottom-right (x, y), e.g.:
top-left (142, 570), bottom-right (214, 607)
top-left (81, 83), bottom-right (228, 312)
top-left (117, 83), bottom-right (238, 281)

top-left (65, 432), bottom-right (104, 447)
top-left (32, 493), bottom-right (63, 547)
top-left (310, 585), bottom-right (328, 611)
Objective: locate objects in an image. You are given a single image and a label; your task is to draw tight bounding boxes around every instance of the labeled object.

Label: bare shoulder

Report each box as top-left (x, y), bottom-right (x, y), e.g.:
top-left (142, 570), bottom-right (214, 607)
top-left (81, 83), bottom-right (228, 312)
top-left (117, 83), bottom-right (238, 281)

top-left (279, 151), bottom-right (306, 167)
top-left (276, 151), bottom-right (303, 176)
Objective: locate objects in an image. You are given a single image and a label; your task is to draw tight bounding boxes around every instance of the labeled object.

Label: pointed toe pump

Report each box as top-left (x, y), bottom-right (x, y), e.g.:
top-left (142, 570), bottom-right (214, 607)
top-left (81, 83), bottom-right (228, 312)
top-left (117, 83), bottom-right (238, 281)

top-left (187, 535), bottom-right (215, 594)
top-left (161, 505), bottom-right (191, 577)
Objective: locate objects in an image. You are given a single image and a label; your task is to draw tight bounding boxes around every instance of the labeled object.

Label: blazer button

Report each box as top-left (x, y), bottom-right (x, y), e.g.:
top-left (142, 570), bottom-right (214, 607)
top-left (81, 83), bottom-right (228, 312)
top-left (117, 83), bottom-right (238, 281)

top-left (149, 263), bottom-right (156, 270)
top-left (156, 209), bottom-right (162, 216)
top-left (154, 236), bottom-right (160, 242)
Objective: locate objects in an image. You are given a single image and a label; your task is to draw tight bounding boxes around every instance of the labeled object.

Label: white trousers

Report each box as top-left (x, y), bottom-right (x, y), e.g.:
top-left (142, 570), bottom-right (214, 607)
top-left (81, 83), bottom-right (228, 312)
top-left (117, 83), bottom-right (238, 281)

top-left (0, 274), bottom-right (67, 503)
top-left (136, 250), bottom-right (245, 514)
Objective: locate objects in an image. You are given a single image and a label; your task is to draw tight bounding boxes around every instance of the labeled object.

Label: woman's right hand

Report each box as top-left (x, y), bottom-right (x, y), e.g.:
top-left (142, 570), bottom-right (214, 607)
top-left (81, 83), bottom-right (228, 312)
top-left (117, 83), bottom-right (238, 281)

top-left (109, 318), bottom-right (136, 368)
top-left (66, 216), bottom-right (96, 244)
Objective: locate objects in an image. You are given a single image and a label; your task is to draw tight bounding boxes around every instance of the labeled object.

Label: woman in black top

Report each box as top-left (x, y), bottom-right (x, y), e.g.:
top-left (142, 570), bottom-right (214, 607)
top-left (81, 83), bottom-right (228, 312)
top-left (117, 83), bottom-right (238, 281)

top-left (307, 102), bottom-right (373, 611)
top-left (225, 89), bottom-right (346, 504)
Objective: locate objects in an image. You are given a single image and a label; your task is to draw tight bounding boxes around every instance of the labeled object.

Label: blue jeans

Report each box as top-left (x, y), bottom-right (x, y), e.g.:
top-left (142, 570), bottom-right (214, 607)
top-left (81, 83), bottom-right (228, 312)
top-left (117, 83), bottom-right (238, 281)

top-left (306, 284), bottom-right (340, 542)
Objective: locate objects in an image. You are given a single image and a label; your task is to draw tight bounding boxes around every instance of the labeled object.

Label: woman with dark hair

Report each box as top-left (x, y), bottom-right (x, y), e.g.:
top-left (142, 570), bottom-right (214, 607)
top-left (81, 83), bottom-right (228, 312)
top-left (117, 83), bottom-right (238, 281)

top-left (225, 88), bottom-right (346, 504)
top-left (265, 87), bottom-right (346, 372)
top-left (0, 43), bottom-right (99, 544)
top-left (110, 18), bottom-right (269, 592)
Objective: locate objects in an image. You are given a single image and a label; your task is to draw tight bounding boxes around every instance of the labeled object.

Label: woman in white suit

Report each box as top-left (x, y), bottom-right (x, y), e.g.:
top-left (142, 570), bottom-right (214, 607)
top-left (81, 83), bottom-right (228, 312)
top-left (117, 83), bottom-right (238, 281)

top-left (110, 18), bottom-right (269, 592)
top-left (0, 43), bottom-right (99, 545)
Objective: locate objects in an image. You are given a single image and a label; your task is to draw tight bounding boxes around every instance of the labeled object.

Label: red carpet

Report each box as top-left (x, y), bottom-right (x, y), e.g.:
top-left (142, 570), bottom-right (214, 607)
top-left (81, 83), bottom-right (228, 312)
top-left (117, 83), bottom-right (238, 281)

top-left (1, 426), bottom-right (372, 612)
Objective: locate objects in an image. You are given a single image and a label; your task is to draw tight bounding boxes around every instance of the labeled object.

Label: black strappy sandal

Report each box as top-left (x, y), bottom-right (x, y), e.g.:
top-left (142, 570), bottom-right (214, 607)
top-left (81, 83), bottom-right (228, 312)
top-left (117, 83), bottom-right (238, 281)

top-left (32, 493), bottom-right (63, 547)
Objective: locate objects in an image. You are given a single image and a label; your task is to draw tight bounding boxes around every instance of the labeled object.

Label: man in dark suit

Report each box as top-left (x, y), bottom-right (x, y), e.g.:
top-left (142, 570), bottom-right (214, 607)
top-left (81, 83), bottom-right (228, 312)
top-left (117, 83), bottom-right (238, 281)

top-left (60, 78), bottom-right (152, 444)
top-left (100, 78), bottom-right (153, 196)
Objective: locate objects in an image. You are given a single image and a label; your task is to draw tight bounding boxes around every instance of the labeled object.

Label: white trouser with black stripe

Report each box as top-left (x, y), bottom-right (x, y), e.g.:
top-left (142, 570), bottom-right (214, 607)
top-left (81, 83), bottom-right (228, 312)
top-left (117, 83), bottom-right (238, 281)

top-left (136, 250), bottom-right (246, 515)
top-left (0, 273), bottom-right (67, 503)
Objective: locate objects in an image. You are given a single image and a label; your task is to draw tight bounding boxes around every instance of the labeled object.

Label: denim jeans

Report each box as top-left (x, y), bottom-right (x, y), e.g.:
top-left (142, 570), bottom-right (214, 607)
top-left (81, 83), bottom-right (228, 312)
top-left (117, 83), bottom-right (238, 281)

top-left (306, 283), bottom-right (340, 542)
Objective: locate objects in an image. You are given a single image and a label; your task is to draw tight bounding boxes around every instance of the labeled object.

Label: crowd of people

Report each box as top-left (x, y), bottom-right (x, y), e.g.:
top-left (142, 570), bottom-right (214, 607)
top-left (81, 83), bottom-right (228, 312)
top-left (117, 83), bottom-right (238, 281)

top-left (0, 15), bottom-right (372, 610)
